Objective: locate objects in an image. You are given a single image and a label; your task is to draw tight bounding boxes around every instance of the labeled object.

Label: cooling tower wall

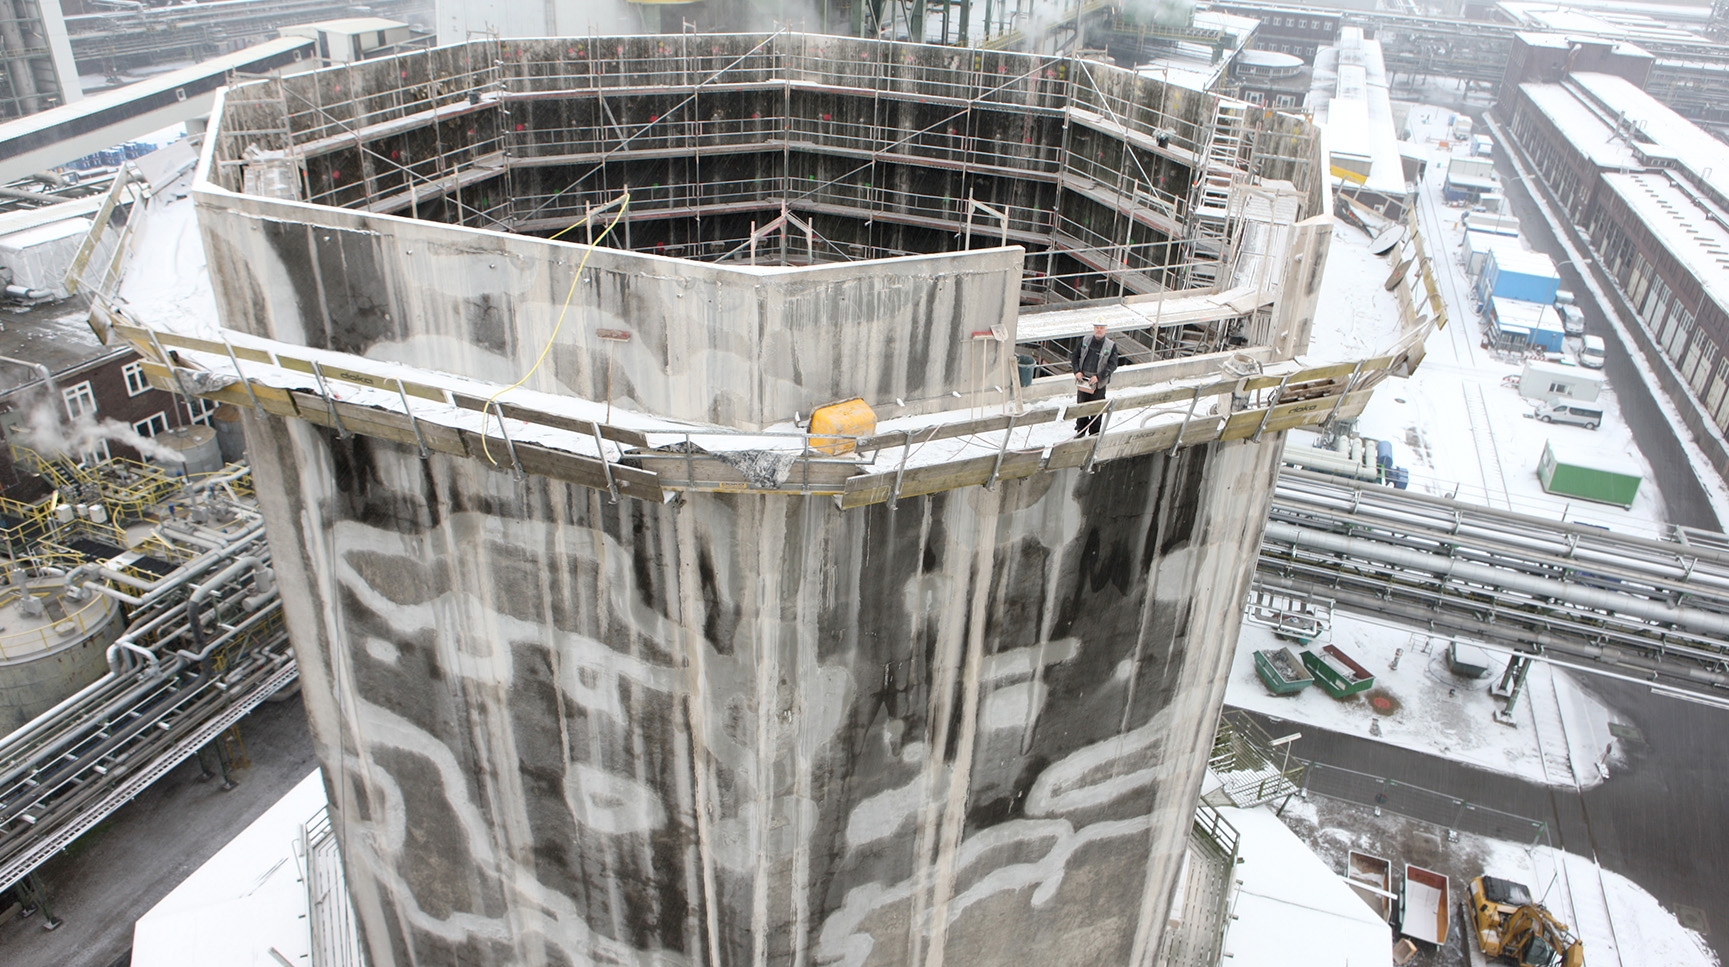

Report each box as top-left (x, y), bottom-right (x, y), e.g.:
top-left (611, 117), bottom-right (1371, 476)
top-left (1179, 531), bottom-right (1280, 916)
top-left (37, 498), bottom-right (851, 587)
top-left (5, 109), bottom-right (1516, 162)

top-left (247, 416), bottom-right (1275, 967)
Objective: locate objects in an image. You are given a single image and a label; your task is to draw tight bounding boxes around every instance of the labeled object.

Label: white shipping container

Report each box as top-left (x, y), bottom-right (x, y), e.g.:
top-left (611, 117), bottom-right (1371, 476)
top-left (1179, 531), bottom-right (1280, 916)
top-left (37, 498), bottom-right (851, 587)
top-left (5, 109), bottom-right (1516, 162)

top-left (1518, 361), bottom-right (1603, 403)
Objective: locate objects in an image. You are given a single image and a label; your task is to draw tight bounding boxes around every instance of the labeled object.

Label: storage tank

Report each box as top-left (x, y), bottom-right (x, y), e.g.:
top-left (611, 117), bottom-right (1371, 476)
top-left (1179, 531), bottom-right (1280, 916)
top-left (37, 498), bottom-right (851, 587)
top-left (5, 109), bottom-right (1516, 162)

top-left (0, 575), bottom-right (125, 734)
top-left (212, 404), bottom-right (247, 465)
top-left (150, 425), bottom-right (222, 477)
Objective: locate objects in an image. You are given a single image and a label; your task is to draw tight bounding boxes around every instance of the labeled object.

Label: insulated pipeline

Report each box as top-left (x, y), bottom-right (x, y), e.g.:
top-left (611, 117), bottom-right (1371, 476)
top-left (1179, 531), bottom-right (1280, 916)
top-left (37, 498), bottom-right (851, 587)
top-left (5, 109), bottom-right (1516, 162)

top-left (1262, 520), bottom-right (1729, 640)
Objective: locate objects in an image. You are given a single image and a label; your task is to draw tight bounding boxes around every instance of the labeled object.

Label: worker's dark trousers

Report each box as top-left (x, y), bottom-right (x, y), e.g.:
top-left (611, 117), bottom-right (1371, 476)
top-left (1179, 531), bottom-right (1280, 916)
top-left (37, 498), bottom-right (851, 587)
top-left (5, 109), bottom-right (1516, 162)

top-left (1074, 386), bottom-right (1107, 435)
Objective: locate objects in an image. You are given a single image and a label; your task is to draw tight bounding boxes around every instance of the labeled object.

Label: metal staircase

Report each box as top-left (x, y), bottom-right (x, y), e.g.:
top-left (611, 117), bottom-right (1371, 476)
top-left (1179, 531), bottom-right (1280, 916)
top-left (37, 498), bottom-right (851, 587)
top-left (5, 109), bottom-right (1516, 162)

top-left (1186, 99), bottom-right (1251, 290)
top-left (1206, 709), bottom-right (1306, 807)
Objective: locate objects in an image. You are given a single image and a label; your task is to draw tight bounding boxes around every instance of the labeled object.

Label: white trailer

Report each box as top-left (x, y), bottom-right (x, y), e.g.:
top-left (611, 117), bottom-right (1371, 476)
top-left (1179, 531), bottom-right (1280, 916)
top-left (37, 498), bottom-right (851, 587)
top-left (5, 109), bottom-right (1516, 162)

top-left (1517, 361), bottom-right (1603, 403)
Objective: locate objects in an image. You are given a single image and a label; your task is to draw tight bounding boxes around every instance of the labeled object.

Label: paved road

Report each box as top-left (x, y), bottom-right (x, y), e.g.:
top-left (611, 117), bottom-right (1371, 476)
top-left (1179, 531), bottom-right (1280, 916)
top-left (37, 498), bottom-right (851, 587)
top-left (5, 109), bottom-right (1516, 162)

top-left (0, 692), bottom-right (317, 967)
top-left (1238, 672), bottom-right (1729, 963)
top-left (1482, 113), bottom-right (1724, 531)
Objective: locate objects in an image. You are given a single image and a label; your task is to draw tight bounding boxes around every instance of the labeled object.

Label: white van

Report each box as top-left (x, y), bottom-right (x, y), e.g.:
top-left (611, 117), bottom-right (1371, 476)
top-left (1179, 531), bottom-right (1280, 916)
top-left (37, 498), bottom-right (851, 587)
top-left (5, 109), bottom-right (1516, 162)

top-left (1534, 399), bottom-right (1603, 429)
top-left (1560, 305), bottom-right (1585, 335)
top-left (1579, 334), bottom-right (1606, 369)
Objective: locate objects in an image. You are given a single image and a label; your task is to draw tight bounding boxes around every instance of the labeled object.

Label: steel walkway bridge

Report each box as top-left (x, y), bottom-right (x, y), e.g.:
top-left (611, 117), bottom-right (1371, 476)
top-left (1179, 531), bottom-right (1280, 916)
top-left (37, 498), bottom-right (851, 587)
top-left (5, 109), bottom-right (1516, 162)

top-left (1258, 469), bottom-right (1729, 707)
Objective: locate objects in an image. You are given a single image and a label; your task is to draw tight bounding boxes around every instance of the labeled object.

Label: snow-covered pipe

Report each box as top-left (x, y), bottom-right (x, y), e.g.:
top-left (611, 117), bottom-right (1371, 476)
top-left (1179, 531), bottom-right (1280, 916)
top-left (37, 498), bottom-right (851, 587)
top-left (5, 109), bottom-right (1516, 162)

top-left (1273, 484), bottom-right (1729, 597)
top-left (1254, 572), bottom-right (1729, 689)
top-left (1264, 521), bottom-right (1729, 639)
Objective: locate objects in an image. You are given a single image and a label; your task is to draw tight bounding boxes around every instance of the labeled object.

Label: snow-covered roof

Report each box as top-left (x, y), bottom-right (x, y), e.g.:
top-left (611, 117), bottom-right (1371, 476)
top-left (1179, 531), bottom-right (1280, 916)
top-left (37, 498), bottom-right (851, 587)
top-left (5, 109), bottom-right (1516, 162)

top-left (1498, 3), bottom-right (1707, 45)
top-left (1464, 211), bottom-right (1520, 236)
top-left (1512, 29), bottom-right (1651, 58)
top-left (0, 216), bottom-right (91, 250)
top-left (1488, 246), bottom-right (1557, 279)
top-left (1600, 170), bottom-right (1729, 317)
top-left (1238, 49), bottom-right (1303, 70)
top-left (1491, 296), bottom-right (1563, 335)
top-left (1133, 11), bottom-right (1259, 92)
top-left (1463, 231), bottom-right (1528, 262)
top-left (1307, 29), bottom-right (1407, 196)
top-left (131, 770), bottom-right (327, 967)
top-left (1545, 437), bottom-right (1643, 476)
top-left (294, 16), bottom-right (409, 35)
top-left (1516, 83), bottom-right (1643, 169)
top-left (1569, 73), bottom-right (1726, 184)
top-left (1218, 803), bottom-right (1393, 967)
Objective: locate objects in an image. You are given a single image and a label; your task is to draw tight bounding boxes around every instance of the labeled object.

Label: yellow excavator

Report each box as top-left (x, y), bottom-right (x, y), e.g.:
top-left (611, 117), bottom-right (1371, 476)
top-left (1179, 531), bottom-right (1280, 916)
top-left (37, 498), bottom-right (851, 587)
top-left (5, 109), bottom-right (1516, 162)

top-left (1468, 875), bottom-right (1586, 967)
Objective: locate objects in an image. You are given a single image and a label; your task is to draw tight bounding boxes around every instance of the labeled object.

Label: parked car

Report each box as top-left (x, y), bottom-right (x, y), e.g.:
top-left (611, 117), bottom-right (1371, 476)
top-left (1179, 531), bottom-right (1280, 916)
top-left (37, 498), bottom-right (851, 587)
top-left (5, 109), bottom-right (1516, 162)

top-left (1534, 399), bottom-right (1602, 429)
top-left (1579, 334), bottom-right (1606, 369)
top-left (1560, 305), bottom-right (1584, 335)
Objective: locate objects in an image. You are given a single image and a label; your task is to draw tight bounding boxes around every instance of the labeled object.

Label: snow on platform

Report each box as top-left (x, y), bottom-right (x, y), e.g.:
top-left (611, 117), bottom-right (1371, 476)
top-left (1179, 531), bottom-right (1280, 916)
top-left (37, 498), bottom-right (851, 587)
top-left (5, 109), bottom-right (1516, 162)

top-left (1305, 214), bottom-right (1406, 363)
top-left (131, 769), bottom-right (325, 967)
top-left (1220, 801), bottom-right (1393, 967)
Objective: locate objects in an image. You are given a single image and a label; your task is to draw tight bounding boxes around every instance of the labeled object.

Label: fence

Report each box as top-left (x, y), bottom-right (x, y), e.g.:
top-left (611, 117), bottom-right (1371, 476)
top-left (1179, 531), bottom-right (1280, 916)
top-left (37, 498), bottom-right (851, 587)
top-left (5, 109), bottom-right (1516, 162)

top-left (1299, 759), bottom-right (1551, 847)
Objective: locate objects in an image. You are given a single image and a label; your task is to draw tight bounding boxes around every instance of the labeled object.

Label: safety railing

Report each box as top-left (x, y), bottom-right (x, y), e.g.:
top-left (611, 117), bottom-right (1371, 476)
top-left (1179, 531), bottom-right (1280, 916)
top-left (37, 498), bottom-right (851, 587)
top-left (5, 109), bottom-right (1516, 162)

top-left (0, 588), bottom-right (115, 662)
top-left (1298, 760), bottom-right (1551, 847)
top-left (1192, 798), bottom-right (1240, 862)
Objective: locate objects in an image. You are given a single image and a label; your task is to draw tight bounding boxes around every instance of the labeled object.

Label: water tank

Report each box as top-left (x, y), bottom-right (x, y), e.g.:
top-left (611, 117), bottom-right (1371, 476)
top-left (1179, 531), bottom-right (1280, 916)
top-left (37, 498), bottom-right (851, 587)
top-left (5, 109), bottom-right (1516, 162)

top-left (0, 576), bottom-right (125, 734)
top-left (151, 425), bottom-right (222, 478)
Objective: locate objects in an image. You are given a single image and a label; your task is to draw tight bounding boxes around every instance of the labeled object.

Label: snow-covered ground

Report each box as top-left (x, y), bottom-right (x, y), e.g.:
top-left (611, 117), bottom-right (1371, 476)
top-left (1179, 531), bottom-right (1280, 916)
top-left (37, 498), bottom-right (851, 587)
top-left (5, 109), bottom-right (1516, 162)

top-left (1278, 793), bottom-right (1720, 967)
top-left (1305, 104), bottom-right (1668, 535)
top-left (1236, 100), bottom-right (1720, 967)
top-left (1476, 833), bottom-right (1720, 967)
top-left (1227, 613), bottom-right (1626, 790)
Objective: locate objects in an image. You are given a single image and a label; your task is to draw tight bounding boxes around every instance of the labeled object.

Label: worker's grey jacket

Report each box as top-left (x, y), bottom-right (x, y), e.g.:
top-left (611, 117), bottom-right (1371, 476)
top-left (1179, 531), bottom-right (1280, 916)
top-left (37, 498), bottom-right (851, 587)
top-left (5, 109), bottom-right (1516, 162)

top-left (1071, 335), bottom-right (1120, 386)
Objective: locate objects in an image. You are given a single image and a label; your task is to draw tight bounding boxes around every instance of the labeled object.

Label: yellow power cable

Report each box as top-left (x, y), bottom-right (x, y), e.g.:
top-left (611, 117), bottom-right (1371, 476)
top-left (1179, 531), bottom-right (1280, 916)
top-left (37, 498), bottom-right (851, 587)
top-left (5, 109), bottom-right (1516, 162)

top-left (481, 192), bottom-right (631, 466)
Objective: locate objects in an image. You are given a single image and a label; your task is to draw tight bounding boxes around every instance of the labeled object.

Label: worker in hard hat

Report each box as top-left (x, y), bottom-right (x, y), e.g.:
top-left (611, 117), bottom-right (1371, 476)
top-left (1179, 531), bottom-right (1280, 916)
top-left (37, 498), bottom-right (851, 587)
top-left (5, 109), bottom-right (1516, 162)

top-left (1071, 321), bottom-right (1120, 436)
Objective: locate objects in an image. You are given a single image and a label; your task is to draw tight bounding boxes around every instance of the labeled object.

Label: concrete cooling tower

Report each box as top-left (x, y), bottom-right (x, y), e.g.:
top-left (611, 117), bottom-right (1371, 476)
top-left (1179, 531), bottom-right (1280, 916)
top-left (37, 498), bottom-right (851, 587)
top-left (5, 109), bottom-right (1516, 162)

top-left (115, 32), bottom-right (1420, 967)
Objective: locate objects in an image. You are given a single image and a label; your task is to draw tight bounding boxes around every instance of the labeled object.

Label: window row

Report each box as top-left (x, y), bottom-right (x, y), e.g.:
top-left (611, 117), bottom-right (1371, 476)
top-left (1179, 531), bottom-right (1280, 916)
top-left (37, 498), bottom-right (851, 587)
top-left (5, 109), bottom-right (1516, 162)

top-left (1265, 16), bottom-right (1332, 30)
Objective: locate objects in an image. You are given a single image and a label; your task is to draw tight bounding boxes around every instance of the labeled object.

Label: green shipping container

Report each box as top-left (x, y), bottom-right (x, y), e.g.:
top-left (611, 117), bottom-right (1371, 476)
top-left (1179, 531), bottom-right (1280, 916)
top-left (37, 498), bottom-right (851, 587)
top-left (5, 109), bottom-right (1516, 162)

top-left (1537, 440), bottom-right (1641, 508)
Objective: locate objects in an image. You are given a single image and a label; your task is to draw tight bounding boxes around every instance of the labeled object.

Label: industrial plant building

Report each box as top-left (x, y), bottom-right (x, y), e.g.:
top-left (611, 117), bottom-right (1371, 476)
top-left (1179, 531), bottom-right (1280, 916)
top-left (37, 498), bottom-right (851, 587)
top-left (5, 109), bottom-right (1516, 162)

top-left (76, 30), bottom-right (1436, 967)
top-left (1501, 50), bottom-right (1729, 487)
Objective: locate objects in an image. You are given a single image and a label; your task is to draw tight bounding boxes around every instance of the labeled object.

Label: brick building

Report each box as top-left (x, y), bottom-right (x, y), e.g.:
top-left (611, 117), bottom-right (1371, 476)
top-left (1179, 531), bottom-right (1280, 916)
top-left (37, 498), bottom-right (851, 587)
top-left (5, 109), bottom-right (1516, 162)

top-left (1212, 2), bottom-right (1342, 60)
top-left (0, 301), bottom-right (212, 487)
top-left (1501, 60), bottom-right (1729, 480)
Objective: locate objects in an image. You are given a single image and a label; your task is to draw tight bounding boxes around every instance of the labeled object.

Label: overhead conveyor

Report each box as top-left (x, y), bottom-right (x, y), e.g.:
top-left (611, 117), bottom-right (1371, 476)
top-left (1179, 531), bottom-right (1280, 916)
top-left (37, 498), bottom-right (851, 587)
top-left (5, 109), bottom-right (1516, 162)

top-left (1258, 469), bottom-right (1729, 705)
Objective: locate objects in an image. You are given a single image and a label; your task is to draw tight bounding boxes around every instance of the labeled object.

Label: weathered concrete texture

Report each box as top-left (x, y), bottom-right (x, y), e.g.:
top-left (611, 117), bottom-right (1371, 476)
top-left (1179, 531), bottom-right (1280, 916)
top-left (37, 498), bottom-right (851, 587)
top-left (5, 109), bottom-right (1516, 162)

top-left (244, 409), bottom-right (1277, 967)
top-left (194, 193), bottom-right (1021, 428)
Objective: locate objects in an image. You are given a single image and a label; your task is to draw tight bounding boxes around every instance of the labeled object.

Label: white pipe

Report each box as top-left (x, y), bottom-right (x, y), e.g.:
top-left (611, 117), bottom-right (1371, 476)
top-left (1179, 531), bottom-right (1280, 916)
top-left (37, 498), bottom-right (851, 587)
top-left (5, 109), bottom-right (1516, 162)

top-left (178, 589), bottom-right (279, 663)
top-left (1264, 521), bottom-right (1729, 638)
top-left (89, 583), bottom-right (145, 607)
top-left (135, 526), bottom-right (266, 609)
top-left (0, 672), bottom-right (123, 749)
top-left (158, 522), bottom-right (229, 551)
top-left (103, 602), bottom-right (190, 675)
top-left (108, 640), bottom-right (160, 676)
top-left (181, 556), bottom-right (263, 660)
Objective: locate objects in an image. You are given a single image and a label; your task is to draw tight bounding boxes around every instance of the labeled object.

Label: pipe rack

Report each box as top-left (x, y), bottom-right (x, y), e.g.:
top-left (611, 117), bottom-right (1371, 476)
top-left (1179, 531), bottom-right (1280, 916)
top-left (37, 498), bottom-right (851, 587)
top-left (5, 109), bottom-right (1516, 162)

top-left (0, 483), bottom-right (293, 895)
top-left (1259, 469), bottom-right (1729, 703)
